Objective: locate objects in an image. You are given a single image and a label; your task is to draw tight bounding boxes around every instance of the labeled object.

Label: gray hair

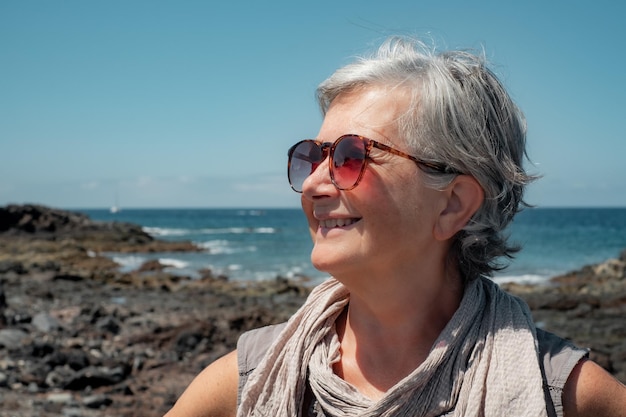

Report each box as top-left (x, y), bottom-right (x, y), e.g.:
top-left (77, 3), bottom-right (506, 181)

top-left (316, 37), bottom-right (538, 281)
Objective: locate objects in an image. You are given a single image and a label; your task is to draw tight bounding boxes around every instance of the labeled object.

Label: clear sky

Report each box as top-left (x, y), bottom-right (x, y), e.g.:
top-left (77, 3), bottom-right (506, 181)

top-left (1, 0), bottom-right (624, 209)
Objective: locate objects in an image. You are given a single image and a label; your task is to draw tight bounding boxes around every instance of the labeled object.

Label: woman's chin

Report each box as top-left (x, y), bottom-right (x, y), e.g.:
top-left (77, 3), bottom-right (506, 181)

top-left (310, 245), bottom-right (360, 277)
top-left (310, 247), bottom-right (339, 274)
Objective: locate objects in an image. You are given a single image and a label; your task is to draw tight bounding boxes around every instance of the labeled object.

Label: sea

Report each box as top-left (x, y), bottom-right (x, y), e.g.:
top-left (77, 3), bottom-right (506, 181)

top-left (80, 207), bottom-right (626, 286)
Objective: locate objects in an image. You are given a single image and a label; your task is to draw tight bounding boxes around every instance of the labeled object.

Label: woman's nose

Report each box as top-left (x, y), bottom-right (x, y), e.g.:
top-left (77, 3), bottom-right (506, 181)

top-left (301, 156), bottom-right (338, 198)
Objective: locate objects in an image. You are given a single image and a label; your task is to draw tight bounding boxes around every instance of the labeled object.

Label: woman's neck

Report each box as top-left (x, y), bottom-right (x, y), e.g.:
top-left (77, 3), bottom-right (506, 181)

top-left (332, 267), bottom-right (464, 399)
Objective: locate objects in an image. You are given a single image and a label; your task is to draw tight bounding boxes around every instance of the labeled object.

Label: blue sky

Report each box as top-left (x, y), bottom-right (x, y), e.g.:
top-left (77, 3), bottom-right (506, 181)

top-left (1, 0), bottom-right (624, 208)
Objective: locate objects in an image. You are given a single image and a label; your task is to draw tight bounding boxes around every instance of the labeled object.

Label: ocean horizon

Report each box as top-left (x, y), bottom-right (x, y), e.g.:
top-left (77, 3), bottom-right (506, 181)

top-left (75, 207), bottom-right (626, 286)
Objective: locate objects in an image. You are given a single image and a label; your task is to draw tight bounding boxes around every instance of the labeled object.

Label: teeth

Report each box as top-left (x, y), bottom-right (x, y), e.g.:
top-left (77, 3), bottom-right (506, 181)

top-left (320, 218), bottom-right (358, 228)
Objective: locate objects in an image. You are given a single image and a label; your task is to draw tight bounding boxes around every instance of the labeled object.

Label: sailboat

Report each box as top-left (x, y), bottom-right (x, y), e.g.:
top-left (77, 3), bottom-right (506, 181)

top-left (110, 190), bottom-right (120, 214)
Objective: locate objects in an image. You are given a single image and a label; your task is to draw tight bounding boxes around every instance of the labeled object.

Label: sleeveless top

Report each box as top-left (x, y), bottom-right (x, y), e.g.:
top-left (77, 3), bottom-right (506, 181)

top-left (237, 323), bottom-right (588, 417)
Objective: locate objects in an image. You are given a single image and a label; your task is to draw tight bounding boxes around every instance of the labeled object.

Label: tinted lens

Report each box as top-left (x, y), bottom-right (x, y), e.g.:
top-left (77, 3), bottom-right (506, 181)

top-left (288, 140), bottom-right (323, 192)
top-left (332, 136), bottom-right (367, 190)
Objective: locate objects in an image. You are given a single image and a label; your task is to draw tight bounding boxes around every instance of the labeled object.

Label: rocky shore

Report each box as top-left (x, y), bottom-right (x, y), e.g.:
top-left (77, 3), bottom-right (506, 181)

top-left (0, 204), bottom-right (624, 416)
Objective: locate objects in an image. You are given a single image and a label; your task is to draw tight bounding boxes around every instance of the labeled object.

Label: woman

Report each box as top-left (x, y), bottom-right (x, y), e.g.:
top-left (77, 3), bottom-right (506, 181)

top-left (165, 37), bottom-right (626, 416)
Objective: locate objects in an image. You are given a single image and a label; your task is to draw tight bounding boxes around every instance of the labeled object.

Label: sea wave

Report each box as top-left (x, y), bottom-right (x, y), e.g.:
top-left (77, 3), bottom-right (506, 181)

top-left (197, 239), bottom-right (257, 255)
top-left (143, 226), bottom-right (277, 237)
top-left (159, 258), bottom-right (190, 269)
top-left (111, 253), bottom-right (199, 277)
top-left (237, 209), bottom-right (266, 216)
top-left (143, 227), bottom-right (189, 237)
top-left (493, 273), bottom-right (549, 285)
top-left (112, 255), bottom-right (146, 272)
top-left (198, 227), bottom-right (277, 234)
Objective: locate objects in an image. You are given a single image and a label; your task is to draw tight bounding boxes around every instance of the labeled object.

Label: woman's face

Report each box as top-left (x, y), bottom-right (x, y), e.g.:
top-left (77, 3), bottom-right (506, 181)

top-left (301, 86), bottom-right (448, 279)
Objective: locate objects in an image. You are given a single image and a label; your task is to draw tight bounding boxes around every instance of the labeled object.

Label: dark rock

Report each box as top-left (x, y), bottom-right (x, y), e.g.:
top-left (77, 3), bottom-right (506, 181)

top-left (31, 341), bottom-right (56, 358)
top-left (33, 260), bottom-right (61, 272)
top-left (0, 204), bottom-right (201, 254)
top-left (45, 365), bottom-right (75, 388)
top-left (0, 260), bottom-right (26, 274)
top-left (0, 204), bottom-right (91, 234)
top-left (0, 280), bottom-right (6, 326)
top-left (8, 311), bottom-right (32, 325)
top-left (64, 365), bottom-right (128, 390)
top-left (137, 259), bottom-right (166, 272)
top-left (46, 348), bottom-right (90, 371)
top-left (95, 316), bottom-right (121, 335)
top-left (52, 274), bottom-right (85, 282)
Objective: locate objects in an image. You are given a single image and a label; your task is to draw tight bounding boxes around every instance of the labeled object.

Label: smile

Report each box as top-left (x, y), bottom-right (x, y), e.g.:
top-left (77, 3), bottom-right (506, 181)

top-left (319, 218), bottom-right (361, 229)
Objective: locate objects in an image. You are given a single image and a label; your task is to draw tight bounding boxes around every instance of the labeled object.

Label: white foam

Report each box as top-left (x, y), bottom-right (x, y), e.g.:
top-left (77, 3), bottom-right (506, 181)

top-left (197, 227), bottom-right (276, 235)
top-left (197, 240), bottom-right (257, 255)
top-left (197, 239), bottom-right (228, 248)
top-left (112, 255), bottom-right (146, 272)
top-left (255, 227), bottom-right (276, 234)
top-left (143, 226), bottom-right (276, 241)
top-left (237, 210), bottom-right (265, 216)
top-left (493, 274), bottom-right (548, 285)
top-left (159, 258), bottom-right (190, 269)
top-left (143, 226), bottom-right (189, 237)
top-left (197, 240), bottom-right (235, 254)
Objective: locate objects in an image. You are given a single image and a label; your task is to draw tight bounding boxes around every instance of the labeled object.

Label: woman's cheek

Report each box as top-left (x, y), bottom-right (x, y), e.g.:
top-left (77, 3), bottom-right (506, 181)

top-left (301, 195), bottom-right (318, 241)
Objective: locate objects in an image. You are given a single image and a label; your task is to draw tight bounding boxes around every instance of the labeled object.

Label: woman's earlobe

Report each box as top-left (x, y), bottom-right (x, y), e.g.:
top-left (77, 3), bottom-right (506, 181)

top-left (433, 175), bottom-right (484, 241)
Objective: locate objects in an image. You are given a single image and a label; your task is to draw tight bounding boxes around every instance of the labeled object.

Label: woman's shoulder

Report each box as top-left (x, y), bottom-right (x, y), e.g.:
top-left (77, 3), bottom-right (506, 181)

top-left (537, 328), bottom-right (589, 386)
top-left (236, 322), bottom-right (288, 404)
top-left (540, 328), bottom-right (626, 417)
top-left (536, 328), bottom-right (589, 417)
top-left (237, 322), bottom-right (288, 372)
top-left (164, 350), bottom-right (239, 417)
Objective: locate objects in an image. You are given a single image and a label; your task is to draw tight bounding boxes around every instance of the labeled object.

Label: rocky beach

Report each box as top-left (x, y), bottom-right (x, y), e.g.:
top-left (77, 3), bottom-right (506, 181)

top-left (1, 204), bottom-right (624, 416)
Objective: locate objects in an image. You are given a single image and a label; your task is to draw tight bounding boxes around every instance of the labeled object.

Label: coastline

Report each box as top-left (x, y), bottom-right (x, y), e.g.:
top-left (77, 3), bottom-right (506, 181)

top-left (1, 204), bottom-right (624, 416)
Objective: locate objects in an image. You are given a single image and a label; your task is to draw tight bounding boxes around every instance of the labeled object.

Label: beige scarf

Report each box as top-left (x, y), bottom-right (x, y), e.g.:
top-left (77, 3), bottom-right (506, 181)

top-left (238, 277), bottom-right (548, 417)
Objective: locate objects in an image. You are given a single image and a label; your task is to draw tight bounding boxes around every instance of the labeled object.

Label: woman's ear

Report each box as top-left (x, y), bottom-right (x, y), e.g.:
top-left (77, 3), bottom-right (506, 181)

top-left (434, 175), bottom-right (484, 241)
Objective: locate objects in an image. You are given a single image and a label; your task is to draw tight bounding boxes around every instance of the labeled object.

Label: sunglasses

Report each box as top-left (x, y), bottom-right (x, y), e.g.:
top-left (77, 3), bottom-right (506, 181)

top-left (287, 134), bottom-right (459, 193)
